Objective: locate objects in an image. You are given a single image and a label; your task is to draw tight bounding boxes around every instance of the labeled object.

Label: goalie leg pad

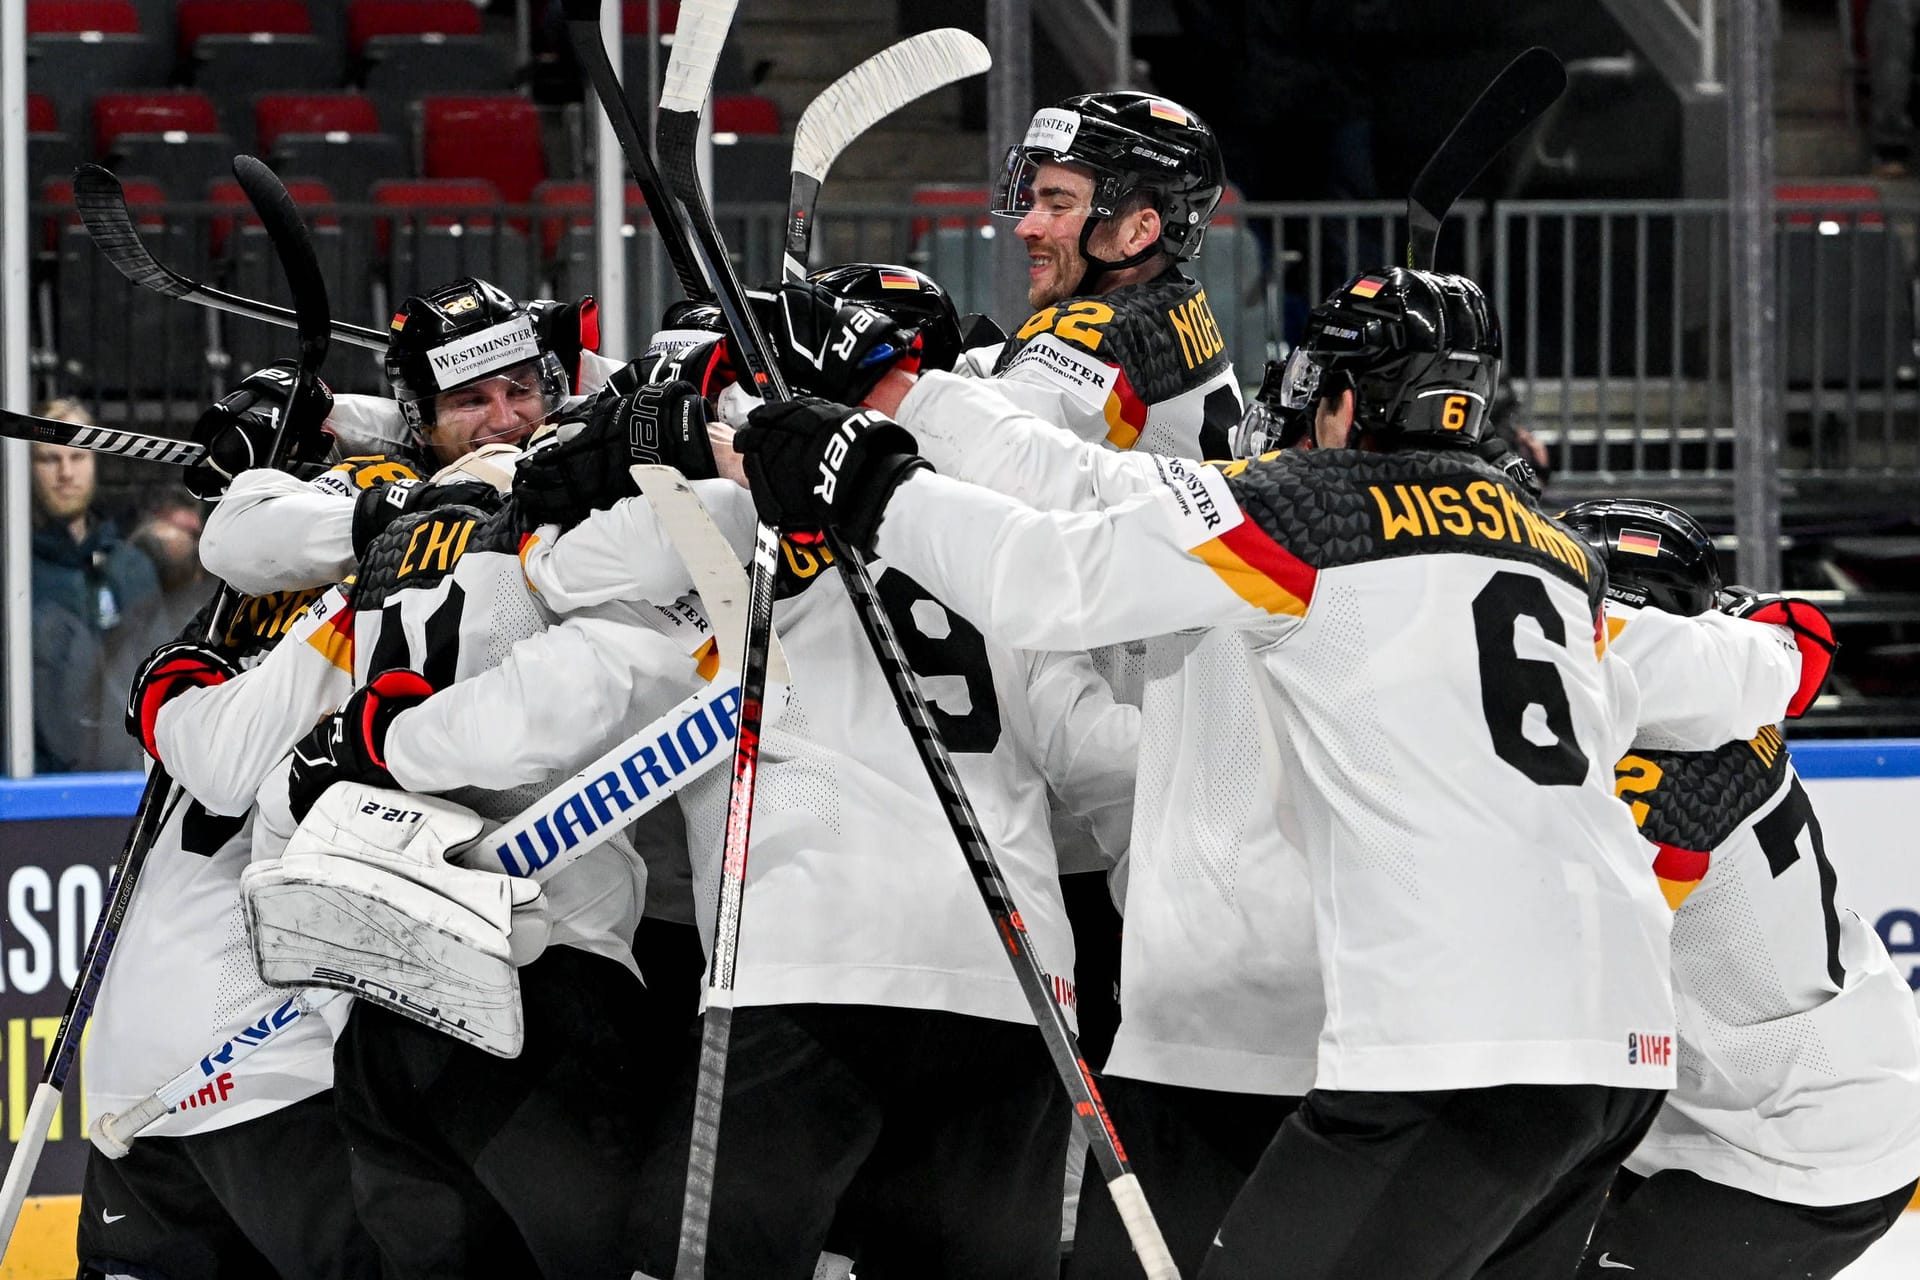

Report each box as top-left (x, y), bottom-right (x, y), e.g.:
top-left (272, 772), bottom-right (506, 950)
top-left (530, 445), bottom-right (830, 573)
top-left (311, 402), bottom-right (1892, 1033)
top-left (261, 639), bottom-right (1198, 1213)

top-left (242, 854), bottom-right (525, 1058)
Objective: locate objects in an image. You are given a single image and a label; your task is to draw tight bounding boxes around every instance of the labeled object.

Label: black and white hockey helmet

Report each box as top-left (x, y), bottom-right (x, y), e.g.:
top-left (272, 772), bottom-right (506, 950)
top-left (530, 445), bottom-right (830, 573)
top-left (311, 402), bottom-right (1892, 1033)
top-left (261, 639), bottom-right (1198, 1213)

top-left (385, 277), bottom-right (570, 439)
top-left (1279, 267), bottom-right (1502, 450)
top-left (808, 262), bottom-right (963, 373)
top-left (991, 91), bottom-right (1225, 266)
top-left (1558, 498), bottom-right (1723, 616)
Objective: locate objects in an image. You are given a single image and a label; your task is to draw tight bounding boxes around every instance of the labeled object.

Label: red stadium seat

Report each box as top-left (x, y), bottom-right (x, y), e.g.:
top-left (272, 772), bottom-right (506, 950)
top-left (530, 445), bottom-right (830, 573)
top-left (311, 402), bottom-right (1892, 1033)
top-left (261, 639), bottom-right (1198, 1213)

top-left (28, 93), bottom-right (60, 134)
top-left (420, 94), bottom-right (547, 205)
top-left (174, 0), bottom-right (310, 59)
top-left (255, 92), bottom-right (382, 151)
top-left (1777, 183), bottom-right (1885, 227)
top-left (208, 176), bottom-right (336, 257)
top-left (712, 94), bottom-right (778, 137)
top-left (26, 0), bottom-right (138, 33)
top-left (93, 90), bottom-right (219, 154)
top-left (371, 176), bottom-right (501, 257)
top-left (345, 0), bottom-right (482, 57)
top-left (622, 1), bottom-right (679, 33)
top-left (532, 178), bottom-right (647, 263)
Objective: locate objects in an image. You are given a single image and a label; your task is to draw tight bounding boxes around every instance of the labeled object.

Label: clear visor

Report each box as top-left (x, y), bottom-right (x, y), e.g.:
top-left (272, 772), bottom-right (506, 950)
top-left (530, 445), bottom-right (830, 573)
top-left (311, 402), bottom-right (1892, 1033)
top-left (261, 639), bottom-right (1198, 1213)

top-left (1276, 345), bottom-right (1329, 411)
top-left (413, 351), bottom-right (570, 444)
top-left (990, 149), bottom-right (1110, 221)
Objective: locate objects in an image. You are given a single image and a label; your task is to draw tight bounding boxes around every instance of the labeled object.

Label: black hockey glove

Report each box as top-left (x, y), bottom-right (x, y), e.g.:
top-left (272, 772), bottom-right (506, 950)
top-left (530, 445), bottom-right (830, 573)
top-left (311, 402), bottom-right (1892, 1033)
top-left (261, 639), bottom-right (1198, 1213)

top-left (748, 280), bottom-right (924, 404)
top-left (527, 295), bottom-right (599, 389)
top-left (1719, 587), bottom-right (1838, 718)
top-left (350, 475), bottom-right (503, 558)
top-left (287, 669), bottom-right (436, 824)
top-left (185, 360), bottom-right (335, 501)
top-left (1475, 435), bottom-right (1542, 500)
top-left (513, 380), bottom-right (719, 528)
top-left (125, 641), bottom-right (239, 763)
top-left (732, 398), bottom-right (927, 553)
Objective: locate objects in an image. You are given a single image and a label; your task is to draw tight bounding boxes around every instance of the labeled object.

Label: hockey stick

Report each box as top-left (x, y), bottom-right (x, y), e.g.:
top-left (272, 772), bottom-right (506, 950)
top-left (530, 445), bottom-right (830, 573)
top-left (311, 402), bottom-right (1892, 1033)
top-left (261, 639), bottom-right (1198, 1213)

top-left (650, 5), bottom-right (1180, 1276)
top-left (1406, 47), bottom-right (1565, 269)
top-left (0, 405), bottom-right (204, 466)
top-left (0, 156), bottom-right (332, 1255)
top-left (71, 163), bottom-right (387, 352)
top-left (783, 29), bottom-right (991, 278)
top-left (88, 990), bottom-right (343, 1158)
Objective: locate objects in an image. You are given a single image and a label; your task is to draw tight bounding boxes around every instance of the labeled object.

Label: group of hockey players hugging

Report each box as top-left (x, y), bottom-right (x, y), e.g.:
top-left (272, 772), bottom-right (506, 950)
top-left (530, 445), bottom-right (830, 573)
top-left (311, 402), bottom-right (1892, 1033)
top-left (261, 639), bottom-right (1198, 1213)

top-left (74, 91), bottom-right (1920, 1280)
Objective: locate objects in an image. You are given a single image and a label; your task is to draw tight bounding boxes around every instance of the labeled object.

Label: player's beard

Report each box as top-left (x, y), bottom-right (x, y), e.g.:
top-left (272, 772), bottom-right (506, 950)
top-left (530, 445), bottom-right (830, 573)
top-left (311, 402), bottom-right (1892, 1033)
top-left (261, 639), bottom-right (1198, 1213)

top-left (1027, 245), bottom-right (1083, 309)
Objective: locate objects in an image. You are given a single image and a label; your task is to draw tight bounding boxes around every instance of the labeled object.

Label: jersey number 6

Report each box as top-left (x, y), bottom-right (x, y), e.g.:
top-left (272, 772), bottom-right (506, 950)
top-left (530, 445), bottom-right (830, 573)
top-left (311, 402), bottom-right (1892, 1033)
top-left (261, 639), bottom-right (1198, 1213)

top-left (1473, 571), bottom-right (1590, 786)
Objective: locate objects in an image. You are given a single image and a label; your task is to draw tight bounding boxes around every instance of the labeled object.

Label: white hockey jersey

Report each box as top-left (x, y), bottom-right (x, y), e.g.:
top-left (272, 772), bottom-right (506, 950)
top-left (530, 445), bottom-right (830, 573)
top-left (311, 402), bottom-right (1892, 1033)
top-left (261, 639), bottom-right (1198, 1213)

top-left (521, 481), bottom-right (1138, 1027)
top-left (85, 586), bottom-right (358, 1139)
top-left (898, 373), bottom-right (1320, 1095)
top-left (876, 376), bottom-right (1686, 1092)
top-left (1614, 726), bottom-right (1920, 1205)
top-left (202, 453), bottom-right (422, 595)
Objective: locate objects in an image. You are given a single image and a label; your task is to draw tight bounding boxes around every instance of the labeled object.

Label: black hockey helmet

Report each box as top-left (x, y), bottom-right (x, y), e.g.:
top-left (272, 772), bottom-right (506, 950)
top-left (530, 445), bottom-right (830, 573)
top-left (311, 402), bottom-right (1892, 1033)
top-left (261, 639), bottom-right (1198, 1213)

top-left (991, 91), bottom-right (1226, 271)
top-left (1277, 267), bottom-right (1502, 450)
top-left (385, 277), bottom-right (569, 438)
top-left (809, 262), bottom-right (963, 373)
top-left (1557, 498), bottom-right (1723, 616)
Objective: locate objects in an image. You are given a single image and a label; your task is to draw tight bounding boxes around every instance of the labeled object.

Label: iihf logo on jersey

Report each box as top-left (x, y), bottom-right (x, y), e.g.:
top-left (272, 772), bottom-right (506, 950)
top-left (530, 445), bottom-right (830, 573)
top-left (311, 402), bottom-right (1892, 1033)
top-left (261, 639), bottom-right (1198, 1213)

top-left (1626, 1031), bottom-right (1672, 1066)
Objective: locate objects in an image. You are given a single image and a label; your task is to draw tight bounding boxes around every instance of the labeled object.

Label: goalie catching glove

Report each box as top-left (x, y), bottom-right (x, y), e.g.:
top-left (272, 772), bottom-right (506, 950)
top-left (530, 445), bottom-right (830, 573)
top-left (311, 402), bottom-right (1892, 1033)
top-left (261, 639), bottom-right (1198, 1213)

top-left (1719, 588), bottom-right (1837, 717)
top-left (513, 379), bottom-right (719, 527)
top-left (185, 360), bottom-right (335, 501)
top-left (732, 398), bottom-right (928, 552)
top-left (288, 669), bottom-right (435, 823)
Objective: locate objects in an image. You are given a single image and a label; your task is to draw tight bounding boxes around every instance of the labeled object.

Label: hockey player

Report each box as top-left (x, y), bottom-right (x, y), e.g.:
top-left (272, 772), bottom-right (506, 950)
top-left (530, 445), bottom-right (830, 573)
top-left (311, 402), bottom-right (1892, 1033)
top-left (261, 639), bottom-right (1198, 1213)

top-left (1561, 498), bottom-right (1920, 1280)
top-left (240, 407), bottom-right (724, 1277)
top-left (197, 279), bottom-right (594, 596)
top-left (510, 366), bottom-right (1139, 1279)
top-left (730, 265), bottom-right (1732, 1279)
top-left (958, 90), bottom-right (1242, 457)
top-left (76, 377), bottom-right (378, 1280)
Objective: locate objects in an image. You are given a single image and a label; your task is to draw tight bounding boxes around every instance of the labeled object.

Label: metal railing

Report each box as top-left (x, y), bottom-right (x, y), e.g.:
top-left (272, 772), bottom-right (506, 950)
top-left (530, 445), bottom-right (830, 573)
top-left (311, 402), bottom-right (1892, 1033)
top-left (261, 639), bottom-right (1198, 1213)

top-left (26, 194), bottom-right (1920, 501)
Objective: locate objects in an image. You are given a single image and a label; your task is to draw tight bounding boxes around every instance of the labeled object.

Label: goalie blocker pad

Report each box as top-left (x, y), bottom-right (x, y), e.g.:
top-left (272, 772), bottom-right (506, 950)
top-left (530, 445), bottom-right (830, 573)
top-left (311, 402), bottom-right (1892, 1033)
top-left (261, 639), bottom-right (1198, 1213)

top-left (242, 783), bottom-right (550, 1058)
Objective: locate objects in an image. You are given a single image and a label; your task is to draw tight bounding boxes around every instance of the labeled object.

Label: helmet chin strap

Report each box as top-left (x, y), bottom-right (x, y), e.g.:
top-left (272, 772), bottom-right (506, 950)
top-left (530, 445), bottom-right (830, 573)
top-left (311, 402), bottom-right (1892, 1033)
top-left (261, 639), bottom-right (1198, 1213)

top-left (1071, 212), bottom-right (1161, 295)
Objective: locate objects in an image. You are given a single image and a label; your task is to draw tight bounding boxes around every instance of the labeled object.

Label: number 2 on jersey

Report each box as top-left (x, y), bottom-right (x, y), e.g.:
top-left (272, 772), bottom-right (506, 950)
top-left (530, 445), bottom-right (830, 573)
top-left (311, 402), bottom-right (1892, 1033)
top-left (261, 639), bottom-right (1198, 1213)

top-left (1472, 571), bottom-right (1590, 786)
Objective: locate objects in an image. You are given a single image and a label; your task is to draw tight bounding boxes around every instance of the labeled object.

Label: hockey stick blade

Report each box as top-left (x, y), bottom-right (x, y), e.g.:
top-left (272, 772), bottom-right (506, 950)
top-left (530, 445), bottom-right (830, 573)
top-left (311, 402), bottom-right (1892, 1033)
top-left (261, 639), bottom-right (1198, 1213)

top-left (89, 990), bottom-right (342, 1158)
top-left (785, 29), bottom-right (991, 274)
top-left (0, 406), bottom-right (203, 466)
top-left (71, 163), bottom-right (386, 351)
top-left (1406, 47), bottom-right (1565, 270)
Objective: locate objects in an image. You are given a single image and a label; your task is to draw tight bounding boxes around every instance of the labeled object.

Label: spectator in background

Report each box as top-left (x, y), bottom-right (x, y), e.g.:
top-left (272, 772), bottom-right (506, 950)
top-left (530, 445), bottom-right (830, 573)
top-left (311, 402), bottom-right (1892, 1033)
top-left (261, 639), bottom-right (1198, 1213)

top-left (1869, 0), bottom-right (1916, 176)
top-left (128, 491), bottom-right (210, 638)
top-left (29, 399), bottom-right (158, 773)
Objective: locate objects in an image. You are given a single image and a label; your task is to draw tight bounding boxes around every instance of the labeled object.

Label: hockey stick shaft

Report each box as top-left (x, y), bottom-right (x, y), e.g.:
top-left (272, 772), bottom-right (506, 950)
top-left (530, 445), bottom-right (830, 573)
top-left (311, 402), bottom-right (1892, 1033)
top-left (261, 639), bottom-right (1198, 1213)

top-left (663, 2), bottom-right (1170, 1272)
top-left (0, 160), bottom-right (332, 1251)
top-left (72, 165), bottom-right (386, 351)
top-left (89, 990), bottom-right (342, 1157)
top-left (1405, 47), bottom-right (1565, 270)
top-left (783, 29), bottom-right (991, 275)
top-left (0, 406), bottom-right (204, 466)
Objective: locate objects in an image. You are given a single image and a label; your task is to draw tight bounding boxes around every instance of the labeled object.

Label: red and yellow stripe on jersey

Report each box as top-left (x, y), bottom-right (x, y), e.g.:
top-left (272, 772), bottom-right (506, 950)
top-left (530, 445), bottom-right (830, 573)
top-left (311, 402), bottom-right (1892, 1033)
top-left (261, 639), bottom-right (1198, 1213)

top-left (1651, 841), bottom-right (1710, 910)
top-left (296, 585), bottom-right (356, 675)
top-left (1190, 517), bottom-right (1317, 618)
top-left (1101, 363), bottom-right (1151, 449)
